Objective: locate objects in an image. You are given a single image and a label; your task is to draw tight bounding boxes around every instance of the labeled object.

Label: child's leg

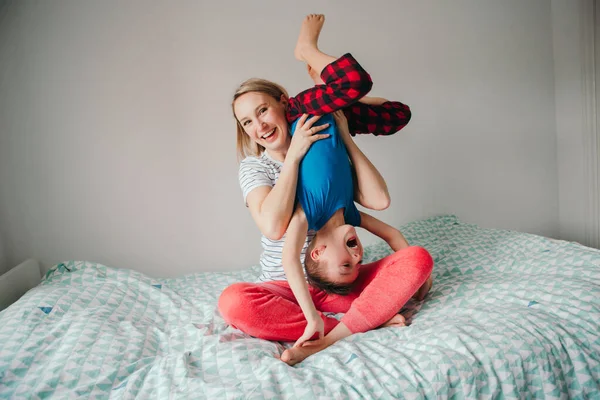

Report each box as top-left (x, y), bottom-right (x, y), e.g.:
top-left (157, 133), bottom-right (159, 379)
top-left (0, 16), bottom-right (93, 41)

top-left (218, 281), bottom-right (344, 342)
top-left (294, 14), bottom-right (335, 76)
top-left (287, 16), bottom-right (373, 122)
top-left (307, 64), bottom-right (324, 85)
top-left (343, 101), bottom-right (412, 136)
top-left (304, 52), bottom-right (411, 137)
top-left (306, 63), bottom-right (410, 137)
top-left (289, 54), bottom-right (373, 121)
top-left (280, 246), bottom-right (433, 365)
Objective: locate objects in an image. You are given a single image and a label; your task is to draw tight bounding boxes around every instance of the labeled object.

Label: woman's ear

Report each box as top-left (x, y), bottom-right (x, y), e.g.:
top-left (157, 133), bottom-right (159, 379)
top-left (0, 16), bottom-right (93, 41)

top-left (310, 245), bottom-right (326, 261)
top-left (279, 94), bottom-right (288, 108)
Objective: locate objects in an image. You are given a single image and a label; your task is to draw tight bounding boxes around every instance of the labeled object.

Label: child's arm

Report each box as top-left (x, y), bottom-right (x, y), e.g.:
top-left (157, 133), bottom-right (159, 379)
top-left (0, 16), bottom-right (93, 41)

top-left (282, 205), bottom-right (325, 346)
top-left (334, 111), bottom-right (390, 211)
top-left (359, 211), bottom-right (432, 300)
top-left (358, 211), bottom-right (409, 251)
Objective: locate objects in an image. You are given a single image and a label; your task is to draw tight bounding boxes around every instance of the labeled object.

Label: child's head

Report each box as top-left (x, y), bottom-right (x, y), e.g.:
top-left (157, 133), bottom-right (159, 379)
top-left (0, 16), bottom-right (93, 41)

top-left (304, 224), bottom-right (364, 295)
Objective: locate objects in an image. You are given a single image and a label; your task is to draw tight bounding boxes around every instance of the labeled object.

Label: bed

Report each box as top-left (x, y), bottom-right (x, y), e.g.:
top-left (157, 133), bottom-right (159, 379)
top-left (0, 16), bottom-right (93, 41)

top-left (1, 215), bottom-right (599, 399)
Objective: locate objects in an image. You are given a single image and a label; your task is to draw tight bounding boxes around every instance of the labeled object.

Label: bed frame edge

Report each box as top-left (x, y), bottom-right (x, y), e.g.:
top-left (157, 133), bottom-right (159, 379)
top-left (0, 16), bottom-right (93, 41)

top-left (0, 259), bottom-right (42, 311)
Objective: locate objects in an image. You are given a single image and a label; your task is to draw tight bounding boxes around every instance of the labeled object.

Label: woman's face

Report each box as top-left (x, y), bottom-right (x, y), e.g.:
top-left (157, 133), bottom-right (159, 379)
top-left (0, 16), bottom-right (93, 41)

top-left (234, 92), bottom-right (290, 156)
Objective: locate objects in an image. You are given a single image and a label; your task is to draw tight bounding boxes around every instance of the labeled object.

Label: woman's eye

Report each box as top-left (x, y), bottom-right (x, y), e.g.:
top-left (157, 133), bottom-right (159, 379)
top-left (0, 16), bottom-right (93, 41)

top-left (259, 107), bottom-right (267, 114)
top-left (242, 120), bottom-right (250, 126)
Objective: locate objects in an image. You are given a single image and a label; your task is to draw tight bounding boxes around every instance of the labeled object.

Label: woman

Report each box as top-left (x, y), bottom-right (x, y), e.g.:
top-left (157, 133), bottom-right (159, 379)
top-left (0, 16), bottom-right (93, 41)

top-left (219, 14), bottom-right (431, 366)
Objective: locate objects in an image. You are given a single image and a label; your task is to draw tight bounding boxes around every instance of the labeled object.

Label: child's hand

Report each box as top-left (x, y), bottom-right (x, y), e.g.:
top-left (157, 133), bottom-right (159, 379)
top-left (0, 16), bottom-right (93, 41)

top-left (332, 110), bottom-right (350, 138)
top-left (293, 314), bottom-right (324, 348)
top-left (288, 114), bottom-right (330, 163)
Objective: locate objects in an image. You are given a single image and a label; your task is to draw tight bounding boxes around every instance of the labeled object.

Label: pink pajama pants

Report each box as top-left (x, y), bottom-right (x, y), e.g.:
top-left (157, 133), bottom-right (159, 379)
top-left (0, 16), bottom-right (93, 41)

top-left (218, 246), bottom-right (434, 341)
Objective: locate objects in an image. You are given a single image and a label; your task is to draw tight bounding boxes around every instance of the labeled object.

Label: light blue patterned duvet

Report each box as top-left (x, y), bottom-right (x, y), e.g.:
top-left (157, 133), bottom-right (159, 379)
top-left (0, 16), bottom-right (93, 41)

top-left (1, 215), bottom-right (599, 399)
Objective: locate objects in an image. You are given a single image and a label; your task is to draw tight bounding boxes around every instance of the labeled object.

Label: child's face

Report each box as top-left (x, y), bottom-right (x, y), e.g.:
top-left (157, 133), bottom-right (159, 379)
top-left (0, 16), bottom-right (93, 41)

top-left (313, 225), bottom-right (364, 285)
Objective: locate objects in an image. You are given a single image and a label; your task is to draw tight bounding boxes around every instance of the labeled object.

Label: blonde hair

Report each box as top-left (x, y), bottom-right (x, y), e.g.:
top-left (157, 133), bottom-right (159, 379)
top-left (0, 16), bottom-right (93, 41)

top-left (232, 78), bottom-right (290, 161)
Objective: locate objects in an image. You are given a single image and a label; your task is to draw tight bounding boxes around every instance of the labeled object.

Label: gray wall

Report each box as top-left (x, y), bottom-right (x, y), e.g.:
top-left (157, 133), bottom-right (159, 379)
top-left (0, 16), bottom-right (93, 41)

top-left (0, 236), bottom-right (5, 275)
top-left (0, 0), bottom-right (561, 277)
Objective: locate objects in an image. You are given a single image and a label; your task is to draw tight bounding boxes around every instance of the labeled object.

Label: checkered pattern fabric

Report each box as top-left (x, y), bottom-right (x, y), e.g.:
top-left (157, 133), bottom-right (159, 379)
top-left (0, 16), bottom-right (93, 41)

top-left (286, 53), bottom-right (412, 136)
top-left (288, 53), bottom-right (372, 118)
top-left (344, 100), bottom-right (412, 136)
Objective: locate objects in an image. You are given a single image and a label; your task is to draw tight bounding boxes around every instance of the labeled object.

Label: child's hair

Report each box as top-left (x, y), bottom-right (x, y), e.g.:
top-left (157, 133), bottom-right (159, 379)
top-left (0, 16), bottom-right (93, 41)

top-left (232, 78), bottom-right (290, 161)
top-left (305, 237), bottom-right (354, 295)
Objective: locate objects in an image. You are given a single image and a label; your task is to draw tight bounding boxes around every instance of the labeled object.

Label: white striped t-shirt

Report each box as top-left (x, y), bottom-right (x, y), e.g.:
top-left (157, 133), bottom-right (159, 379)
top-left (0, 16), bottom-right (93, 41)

top-left (239, 152), bottom-right (316, 282)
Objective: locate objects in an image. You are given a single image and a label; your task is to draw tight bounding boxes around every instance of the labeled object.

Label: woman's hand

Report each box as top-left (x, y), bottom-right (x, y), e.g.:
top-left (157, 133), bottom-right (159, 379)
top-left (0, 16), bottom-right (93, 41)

top-left (293, 313), bottom-right (324, 348)
top-left (412, 276), bottom-right (433, 301)
top-left (287, 114), bottom-right (330, 163)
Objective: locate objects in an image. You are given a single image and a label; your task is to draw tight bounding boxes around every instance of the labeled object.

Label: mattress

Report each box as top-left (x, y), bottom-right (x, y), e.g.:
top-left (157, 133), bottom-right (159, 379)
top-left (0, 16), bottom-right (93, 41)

top-left (1, 215), bottom-right (599, 398)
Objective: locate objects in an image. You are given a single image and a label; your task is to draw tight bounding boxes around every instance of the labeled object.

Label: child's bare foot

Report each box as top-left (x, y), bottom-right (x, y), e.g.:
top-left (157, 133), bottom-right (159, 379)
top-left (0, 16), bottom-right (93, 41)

top-left (294, 14), bottom-right (325, 62)
top-left (307, 65), bottom-right (324, 85)
top-left (280, 340), bottom-right (328, 366)
top-left (380, 314), bottom-right (406, 328)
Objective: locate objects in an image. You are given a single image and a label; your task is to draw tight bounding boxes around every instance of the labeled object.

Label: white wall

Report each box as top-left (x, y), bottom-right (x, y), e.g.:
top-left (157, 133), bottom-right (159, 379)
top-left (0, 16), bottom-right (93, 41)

top-left (0, 0), bottom-right (560, 277)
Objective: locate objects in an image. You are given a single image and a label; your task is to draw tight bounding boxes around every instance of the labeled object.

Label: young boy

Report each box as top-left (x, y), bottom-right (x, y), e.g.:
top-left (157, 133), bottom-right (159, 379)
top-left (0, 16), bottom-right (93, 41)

top-left (280, 110), bottom-right (433, 355)
top-left (294, 109), bottom-right (432, 299)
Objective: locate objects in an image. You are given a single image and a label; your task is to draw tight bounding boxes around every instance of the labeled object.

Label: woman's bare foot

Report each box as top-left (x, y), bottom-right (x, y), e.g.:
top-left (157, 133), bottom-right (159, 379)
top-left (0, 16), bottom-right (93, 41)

top-left (294, 14), bottom-right (325, 62)
top-left (278, 315), bottom-right (405, 366)
top-left (380, 314), bottom-right (406, 328)
top-left (279, 321), bottom-right (352, 366)
top-left (280, 340), bottom-right (328, 366)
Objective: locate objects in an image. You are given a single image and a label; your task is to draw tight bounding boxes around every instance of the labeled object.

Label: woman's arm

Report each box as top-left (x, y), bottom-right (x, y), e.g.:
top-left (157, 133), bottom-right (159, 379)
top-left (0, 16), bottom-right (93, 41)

top-left (246, 162), bottom-right (300, 241)
top-left (282, 205), bottom-right (324, 346)
top-left (357, 96), bottom-right (388, 106)
top-left (334, 111), bottom-right (391, 211)
top-left (245, 115), bottom-right (330, 241)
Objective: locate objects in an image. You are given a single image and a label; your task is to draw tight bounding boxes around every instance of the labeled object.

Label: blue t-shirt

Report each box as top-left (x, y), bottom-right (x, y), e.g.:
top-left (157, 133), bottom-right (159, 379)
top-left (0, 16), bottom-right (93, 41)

top-left (290, 114), bottom-right (361, 231)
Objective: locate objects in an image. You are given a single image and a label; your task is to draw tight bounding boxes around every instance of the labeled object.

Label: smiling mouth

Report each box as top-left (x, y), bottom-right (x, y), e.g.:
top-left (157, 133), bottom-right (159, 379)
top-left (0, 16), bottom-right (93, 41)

top-left (346, 237), bottom-right (358, 248)
top-left (261, 128), bottom-right (276, 140)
